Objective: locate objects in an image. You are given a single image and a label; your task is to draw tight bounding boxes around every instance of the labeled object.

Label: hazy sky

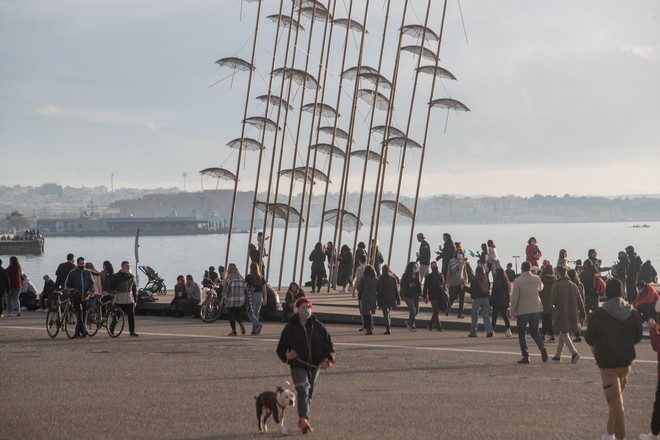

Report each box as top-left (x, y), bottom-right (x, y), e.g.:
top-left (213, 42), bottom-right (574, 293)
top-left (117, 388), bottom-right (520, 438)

top-left (1, 0), bottom-right (658, 197)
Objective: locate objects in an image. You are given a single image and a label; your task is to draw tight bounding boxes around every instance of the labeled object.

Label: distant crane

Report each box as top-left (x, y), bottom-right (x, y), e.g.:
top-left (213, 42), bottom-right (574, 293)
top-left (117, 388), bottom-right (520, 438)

top-left (182, 172), bottom-right (187, 192)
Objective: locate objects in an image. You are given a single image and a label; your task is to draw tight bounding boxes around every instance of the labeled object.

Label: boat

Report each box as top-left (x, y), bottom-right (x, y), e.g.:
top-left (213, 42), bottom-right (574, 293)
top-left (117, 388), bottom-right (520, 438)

top-left (0, 236), bottom-right (45, 255)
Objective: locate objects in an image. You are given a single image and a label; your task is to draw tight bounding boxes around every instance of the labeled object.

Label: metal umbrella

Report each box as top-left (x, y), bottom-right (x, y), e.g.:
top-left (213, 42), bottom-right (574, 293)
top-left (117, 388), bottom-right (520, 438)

top-left (380, 200), bottom-right (414, 219)
top-left (323, 209), bottom-right (362, 233)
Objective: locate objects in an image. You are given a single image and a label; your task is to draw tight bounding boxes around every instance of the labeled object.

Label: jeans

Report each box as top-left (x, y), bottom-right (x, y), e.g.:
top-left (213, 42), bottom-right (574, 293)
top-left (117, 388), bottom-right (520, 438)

top-left (470, 297), bottom-right (493, 335)
top-left (429, 299), bottom-right (443, 330)
top-left (8, 287), bottom-right (20, 313)
top-left (599, 366), bottom-right (631, 440)
top-left (419, 264), bottom-right (430, 279)
top-left (516, 313), bottom-right (544, 357)
top-left (249, 291), bottom-right (263, 333)
top-left (291, 367), bottom-right (321, 420)
top-left (404, 296), bottom-right (419, 328)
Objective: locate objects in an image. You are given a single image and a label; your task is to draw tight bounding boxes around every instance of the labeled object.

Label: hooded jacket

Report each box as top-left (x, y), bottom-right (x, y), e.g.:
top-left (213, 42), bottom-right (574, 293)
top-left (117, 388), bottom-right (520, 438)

top-left (584, 297), bottom-right (643, 368)
top-left (633, 284), bottom-right (660, 309)
top-left (276, 314), bottom-right (334, 369)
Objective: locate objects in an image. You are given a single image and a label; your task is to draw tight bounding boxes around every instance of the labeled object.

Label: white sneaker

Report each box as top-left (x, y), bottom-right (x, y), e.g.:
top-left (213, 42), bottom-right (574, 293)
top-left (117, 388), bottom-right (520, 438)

top-left (639, 433), bottom-right (658, 440)
top-left (601, 434), bottom-right (616, 440)
top-left (505, 329), bottom-right (512, 337)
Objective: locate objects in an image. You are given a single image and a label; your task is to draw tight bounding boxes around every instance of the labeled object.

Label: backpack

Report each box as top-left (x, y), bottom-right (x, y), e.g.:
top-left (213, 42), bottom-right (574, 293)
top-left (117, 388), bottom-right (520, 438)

top-left (593, 274), bottom-right (606, 296)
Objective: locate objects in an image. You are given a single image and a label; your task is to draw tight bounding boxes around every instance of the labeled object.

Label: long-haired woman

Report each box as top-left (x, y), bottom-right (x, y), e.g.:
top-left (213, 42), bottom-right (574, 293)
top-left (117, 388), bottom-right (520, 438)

top-left (247, 262), bottom-right (267, 335)
top-left (220, 264), bottom-right (247, 336)
top-left (491, 267), bottom-right (512, 337)
top-left (400, 262), bottom-right (422, 331)
top-left (465, 266), bottom-right (493, 337)
top-left (6, 256), bottom-right (23, 317)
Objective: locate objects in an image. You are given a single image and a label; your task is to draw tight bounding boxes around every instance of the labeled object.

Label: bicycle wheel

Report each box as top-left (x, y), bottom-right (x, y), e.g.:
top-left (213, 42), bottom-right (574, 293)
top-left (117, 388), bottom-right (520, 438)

top-left (83, 308), bottom-right (100, 337)
top-left (200, 297), bottom-right (222, 323)
top-left (64, 307), bottom-right (78, 339)
top-left (158, 283), bottom-right (167, 295)
top-left (107, 307), bottom-right (125, 338)
top-left (46, 309), bottom-right (60, 338)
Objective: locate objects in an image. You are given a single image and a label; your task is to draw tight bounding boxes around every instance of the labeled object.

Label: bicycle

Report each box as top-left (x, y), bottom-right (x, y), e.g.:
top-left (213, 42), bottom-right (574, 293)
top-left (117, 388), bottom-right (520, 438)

top-left (46, 289), bottom-right (78, 339)
top-left (83, 293), bottom-right (125, 338)
top-left (199, 278), bottom-right (223, 323)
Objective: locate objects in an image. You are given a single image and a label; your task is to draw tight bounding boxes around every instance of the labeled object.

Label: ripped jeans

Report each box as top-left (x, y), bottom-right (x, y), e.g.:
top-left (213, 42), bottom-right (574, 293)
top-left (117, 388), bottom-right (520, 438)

top-left (291, 367), bottom-right (321, 420)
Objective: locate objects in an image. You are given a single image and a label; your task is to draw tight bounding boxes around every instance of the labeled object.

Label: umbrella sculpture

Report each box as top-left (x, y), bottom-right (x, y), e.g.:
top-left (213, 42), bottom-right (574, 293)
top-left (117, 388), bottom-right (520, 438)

top-left (401, 45), bottom-right (438, 63)
top-left (322, 209), bottom-right (362, 233)
top-left (340, 65), bottom-right (378, 80)
top-left (243, 116), bottom-right (281, 132)
top-left (226, 137), bottom-right (266, 151)
top-left (382, 136), bottom-right (422, 149)
top-left (401, 24), bottom-right (439, 42)
top-left (273, 67), bottom-right (319, 90)
top-left (301, 103), bottom-right (340, 118)
top-left (267, 14), bottom-right (304, 31)
top-left (199, 167), bottom-right (239, 182)
top-left (309, 143), bottom-right (346, 159)
top-left (357, 72), bottom-right (392, 91)
top-left (416, 65), bottom-right (457, 81)
top-left (255, 201), bottom-right (304, 223)
top-left (357, 89), bottom-right (390, 111)
top-left (350, 149), bottom-right (387, 164)
top-left (279, 167), bottom-right (331, 184)
top-left (380, 200), bottom-right (414, 219)
top-left (371, 125), bottom-right (405, 138)
top-left (430, 98), bottom-right (470, 132)
top-left (213, 57), bottom-right (255, 88)
top-left (256, 94), bottom-right (293, 111)
top-left (333, 18), bottom-right (367, 33)
top-left (318, 126), bottom-right (351, 142)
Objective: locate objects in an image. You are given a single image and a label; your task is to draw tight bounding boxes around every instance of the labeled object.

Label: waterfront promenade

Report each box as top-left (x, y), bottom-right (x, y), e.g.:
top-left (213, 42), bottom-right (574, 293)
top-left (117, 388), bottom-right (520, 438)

top-left (1, 308), bottom-right (659, 439)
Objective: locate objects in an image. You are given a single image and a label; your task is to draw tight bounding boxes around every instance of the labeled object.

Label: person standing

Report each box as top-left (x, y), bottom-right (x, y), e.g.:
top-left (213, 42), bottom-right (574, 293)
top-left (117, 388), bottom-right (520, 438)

top-left (65, 257), bottom-right (95, 336)
top-left (568, 268), bottom-right (586, 342)
top-left (525, 237), bottom-right (542, 269)
top-left (325, 242), bottom-right (335, 290)
top-left (369, 239), bottom-right (384, 277)
top-left (110, 261), bottom-right (138, 337)
top-left (446, 249), bottom-right (468, 318)
top-left (416, 233), bottom-right (431, 279)
top-left (337, 245), bottom-right (353, 294)
top-left (510, 261), bottom-right (548, 364)
top-left (490, 267), bottom-right (512, 337)
top-left (309, 243), bottom-right (326, 293)
top-left (400, 262), bottom-right (422, 331)
top-left (0, 259), bottom-right (10, 318)
top-left (585, 279), bottom-right (643, 440)
top-left (99, 261), bottom-right (115, 295)
top-left (54, 253), bottom-right (75, 289)
top-left (539, 264), bottom-right (557, 343)
top-left (354, 242), bottom-right (367, 272)
top-left (377, 265), bottom-right (400, 335)
top-left (640, 312), bottom-right (660, 440)
top-left (580, 259), bottom-right (600, 315)
top-left (550, 265), bottom-right (586, 364)
top-left (220, 263), bottom-right (247, 336)
top-left (437, 233), bottom-right (456, 283)
top-left (276, 298), bottom-right (334, 435)
top-left (557, 249), bottom-right (569, 269)
top-left (356, 265), bottom-right (378, 335)
top-left (487, 240), bottom-right (501, 277)
top-left (625, 246), bottom-right (643, 304)
top-left (6, 256), bottom-right (23, 317)
top-left (423, 261), bottom-right (447, 332)
top-left (246, 262), bottom-right (267, 335)
top-left (465, 266), bottom-right (493, 338)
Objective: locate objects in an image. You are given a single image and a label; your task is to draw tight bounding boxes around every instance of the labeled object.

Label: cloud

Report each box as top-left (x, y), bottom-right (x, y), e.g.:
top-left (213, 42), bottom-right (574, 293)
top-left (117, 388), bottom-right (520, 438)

top-left (621, 45), bottom-right (654, 60)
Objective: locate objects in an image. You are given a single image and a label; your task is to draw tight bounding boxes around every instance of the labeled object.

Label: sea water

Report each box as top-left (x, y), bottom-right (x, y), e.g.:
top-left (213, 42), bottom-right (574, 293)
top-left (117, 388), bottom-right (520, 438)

top-left (4, 221), bottom-right (658, 288)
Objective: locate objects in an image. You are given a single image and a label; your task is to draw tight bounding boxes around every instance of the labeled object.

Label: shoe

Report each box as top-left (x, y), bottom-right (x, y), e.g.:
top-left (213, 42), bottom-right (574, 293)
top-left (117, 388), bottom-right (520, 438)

top-left (571, 353), bottom-right (580, 364)
top-left (505, 329), bottom-right (512, 337)
top-left (130, 333), bottom-right (139, 337)
top-left (240, 324), bottom-right (246, 335)
top-left (228, 331), bottom-right (237, 336)
top-left (298, 418), bottom-right (313, 434)
top-left (517, 357), bottom-right (530, 364)
top-left (384, 328), bottom-right (391, 335)
top-left (256, 324), bottom-right (263, 335)
top-left (573, 336), bottom-right (582, 343)
top-left (552, 356), bottom-right (561, 362)
top-left (639, 433), bottom-right (658, 439)
top-left (548, 336), bottom-right (556, 343)
top-left (457, 314), bottom-right (465, 319)
top-left (17, 311), bottom-right (21, 317)
top-left (358, 327), bottom-right (365, 332)
top-left (428, 325), bottom-right (433, 332)
top-left (468, 333), bottom-right (477, 338)
top-left (444, 309), bottom-right (450, 316)
top-left (541, 347), bottom-right (548, 363)
top-left (486, 333), bottom-right (494, 338)
top-left (365, 329), bottom-right (373, 335)
top-left (410, 327), bottom-right (417, 332)
top-left (250, 332), bottom-right (257, 335)
top-left (437, 327), bottom-right (444, 332)
top-left (600, 434), bottom-right (616, 440)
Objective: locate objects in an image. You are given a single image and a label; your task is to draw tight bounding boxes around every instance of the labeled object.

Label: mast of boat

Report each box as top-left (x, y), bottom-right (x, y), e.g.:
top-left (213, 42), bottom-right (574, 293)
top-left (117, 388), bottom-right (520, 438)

top-left (407, 0), bottom-right (449, 262)
top-left (370, 0), bottom-right (410, 267)
top-left (331, 0), bottom-right (371, 270)
top-left (223, 1), bottom-right (263, 270)
top-left (291, 0), bottom-right (336, 287)
top-left (386, 0), bottom-right (434, 265)
top-left (245, 0), bottom-right (286, 276)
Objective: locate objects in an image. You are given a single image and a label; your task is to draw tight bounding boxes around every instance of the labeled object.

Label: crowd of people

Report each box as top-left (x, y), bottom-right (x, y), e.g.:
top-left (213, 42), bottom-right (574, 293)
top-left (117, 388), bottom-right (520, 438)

top-left (0, 229), bottom-right (43, 241)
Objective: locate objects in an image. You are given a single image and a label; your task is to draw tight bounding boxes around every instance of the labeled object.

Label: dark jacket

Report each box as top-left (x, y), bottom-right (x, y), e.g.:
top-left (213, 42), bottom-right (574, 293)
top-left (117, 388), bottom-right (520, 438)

top-left (110, 271), bottom-right (137, 296)
top-left (465, 278), bottom-right (490, 300)
top-left (309, 249), bottom-right (326, 273)
top-left (0, 265), bottom-right (10, 293)
top-left (584, 297), bottom-right (643, 369)
top-left (357, 276), bottom-right (378, 313)
top-left (639, 261), bottom-right (657, 284)
top-left (276, 315), bottom-right (334, 369)
top-left (64, 267), bottom-right (95, 294)
top-left (55, 261), bottom-right (75, 289)
top-left (539, 273), bottom-right (557, 315)
top-left (338, 250), bottom-right (353, 279)
top-left (423, 270), bottom-right (445, 301)
top-left (417, 239), bottom-right (431, 265)
top-left (376, 273), bottom-right (399, 309)
top-left (400, 272), bottom-right (422, 299)
top-left (41, 279), bottom-right (56, 298)
top-left (490, 277), bottom-right (511, 307)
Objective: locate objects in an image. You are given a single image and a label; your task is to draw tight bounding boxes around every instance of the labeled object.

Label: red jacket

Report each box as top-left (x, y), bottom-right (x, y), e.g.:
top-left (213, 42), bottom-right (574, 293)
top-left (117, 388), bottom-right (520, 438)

top-left (633, 284), bottom-right (660, 309)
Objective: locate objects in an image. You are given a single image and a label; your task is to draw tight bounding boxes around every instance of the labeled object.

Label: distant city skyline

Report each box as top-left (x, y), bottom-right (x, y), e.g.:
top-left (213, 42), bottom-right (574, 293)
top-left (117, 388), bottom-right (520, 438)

top-left (1, 1), bottom-right (658, 197)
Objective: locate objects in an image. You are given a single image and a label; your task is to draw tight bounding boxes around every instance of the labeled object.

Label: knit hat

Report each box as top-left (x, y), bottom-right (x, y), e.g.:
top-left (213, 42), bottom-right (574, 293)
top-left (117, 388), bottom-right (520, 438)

top-left (605, 278), bottom-right (623, 299)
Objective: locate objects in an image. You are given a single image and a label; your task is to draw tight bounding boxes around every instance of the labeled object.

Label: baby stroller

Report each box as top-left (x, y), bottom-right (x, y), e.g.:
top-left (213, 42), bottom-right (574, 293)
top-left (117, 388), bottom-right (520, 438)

top-left (138, 265), bottom-right (167, 296)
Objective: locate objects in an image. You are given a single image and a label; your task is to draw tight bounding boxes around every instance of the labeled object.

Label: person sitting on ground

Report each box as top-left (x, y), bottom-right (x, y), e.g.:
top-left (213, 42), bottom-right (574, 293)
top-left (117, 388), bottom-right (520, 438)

top-left (38, 274), bottom-right (56, 311)
top-left (170, 275), bottom-right (187, 317)
top-left (208, 266), bottom-right (219, 284)
top-left (633, 281), bottom-right (660, 322)
top-left (283, 282), bottom-right (305, 322)
top-left (19, 274), bottom-right (38, 311)
top-left (183, 274), bottom-right (202, 318)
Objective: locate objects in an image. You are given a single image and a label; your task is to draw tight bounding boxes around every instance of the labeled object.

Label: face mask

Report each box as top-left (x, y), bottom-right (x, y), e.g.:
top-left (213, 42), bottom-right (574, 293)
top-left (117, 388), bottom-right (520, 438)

top-left (299, 308), bottom-right (312, 320)
top-left (456, 254), bottom-right (463, 259)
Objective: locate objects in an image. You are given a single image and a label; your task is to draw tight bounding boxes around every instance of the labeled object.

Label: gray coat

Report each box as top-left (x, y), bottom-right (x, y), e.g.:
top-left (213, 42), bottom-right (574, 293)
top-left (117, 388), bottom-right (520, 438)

top-left (551, 277), bottom-right (586, 333)
top-left (357, 276), bottom-right (378, 314)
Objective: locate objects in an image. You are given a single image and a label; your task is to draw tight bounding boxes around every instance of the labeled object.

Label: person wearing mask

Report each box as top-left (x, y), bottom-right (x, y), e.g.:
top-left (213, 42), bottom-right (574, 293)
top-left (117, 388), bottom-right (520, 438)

top-left (220, 263), bottom-right (247, 336)
top-left (585, 279), bottom-right (643, 440)
top-left (0, 259), bottom-right (10, 318)
top-left (423, 261), bottom-right (447, 332)
top-left (550, 265), bottom-right (586, 364)
top-left (446, 249), bottom-right (468, 319)
top-left (510, 261), bottom-right (548, 364)
top-left (400, 262), bottom-right (422, 331)
top-left (65, 257), bottom-right (95, 337)
top-left (54, 253), bottom-right (75, 289)
top-left (416, 233), bottom-right (431, 279)
top-left (110, 261), bottom-right (138, 337)
top-left (276, 298), bottom-right (334, 435)
top-left (377, 264), bottom-right (400, 335)
top-left (356, 265), bottom-right (378, 335)
top-left (633, 281), bottom-right (660, 322)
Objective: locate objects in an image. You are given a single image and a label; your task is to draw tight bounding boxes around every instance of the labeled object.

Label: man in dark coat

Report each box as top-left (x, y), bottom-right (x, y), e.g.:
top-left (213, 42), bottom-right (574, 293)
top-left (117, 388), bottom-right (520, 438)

top-left (0, 259), bottom-right (10, 317)
top-left (55, 253), bottom-right (75, 289)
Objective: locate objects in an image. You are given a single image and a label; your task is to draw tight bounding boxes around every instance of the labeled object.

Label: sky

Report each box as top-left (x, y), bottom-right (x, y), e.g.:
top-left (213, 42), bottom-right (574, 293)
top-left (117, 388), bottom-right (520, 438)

top-left (1, 0), bottom-right (659, 198)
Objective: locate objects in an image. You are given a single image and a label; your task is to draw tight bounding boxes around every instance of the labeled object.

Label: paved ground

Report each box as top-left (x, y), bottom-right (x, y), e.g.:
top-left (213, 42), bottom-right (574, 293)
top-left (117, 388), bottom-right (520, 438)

top-left (1, 312), bottom-right (658, 440)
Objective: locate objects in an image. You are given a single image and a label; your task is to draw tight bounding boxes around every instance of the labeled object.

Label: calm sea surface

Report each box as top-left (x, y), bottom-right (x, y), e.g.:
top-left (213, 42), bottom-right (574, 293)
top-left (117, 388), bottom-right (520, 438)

top-left (4, 221), bottom-right (658, 289)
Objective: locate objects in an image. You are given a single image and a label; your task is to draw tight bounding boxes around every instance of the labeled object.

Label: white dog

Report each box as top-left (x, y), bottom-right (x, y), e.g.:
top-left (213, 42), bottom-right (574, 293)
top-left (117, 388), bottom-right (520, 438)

top-left (255, 386), bottom-right (296, 434)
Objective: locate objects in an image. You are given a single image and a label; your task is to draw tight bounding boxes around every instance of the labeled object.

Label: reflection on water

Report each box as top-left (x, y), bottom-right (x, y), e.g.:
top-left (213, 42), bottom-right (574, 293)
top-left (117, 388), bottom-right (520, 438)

top-left (3, 221), bottom-right (658, 289)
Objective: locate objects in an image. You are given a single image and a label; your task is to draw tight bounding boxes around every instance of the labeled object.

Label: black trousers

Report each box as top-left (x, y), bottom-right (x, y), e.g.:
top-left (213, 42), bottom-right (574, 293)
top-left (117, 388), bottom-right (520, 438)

top-left (227, 306), bottom-right (243, 331)
top-left (381, 307), bottom-right (391, 329)
top-left (0, 291), bottom-right (5, 315)
top-left (448, 285), bottom-right (464, 315)
top-left (72, 298), bottom-right (86, 336)
top-left (310, 270), bottom-right (325, 292)
top-left (491, 305), bottom-right (510, 329)
top-left (541, 313), bottom-right (555, 337)
top-left (117, 304), bottom-right (136, 334)
top-left (652, 377), bottom-right (660, 435)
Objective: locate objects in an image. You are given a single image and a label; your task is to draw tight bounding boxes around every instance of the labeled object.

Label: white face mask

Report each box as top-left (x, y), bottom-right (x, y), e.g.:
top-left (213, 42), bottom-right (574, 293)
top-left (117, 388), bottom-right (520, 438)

top-left (299, 308), bottom-right (312, 320)
top-left (456, 254), bottom-right (463, 259)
